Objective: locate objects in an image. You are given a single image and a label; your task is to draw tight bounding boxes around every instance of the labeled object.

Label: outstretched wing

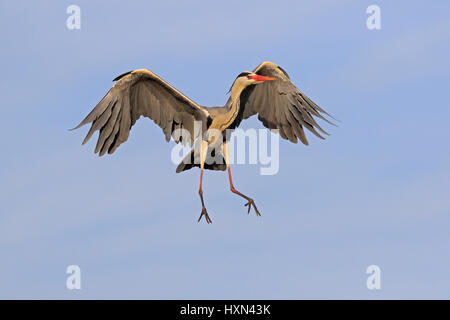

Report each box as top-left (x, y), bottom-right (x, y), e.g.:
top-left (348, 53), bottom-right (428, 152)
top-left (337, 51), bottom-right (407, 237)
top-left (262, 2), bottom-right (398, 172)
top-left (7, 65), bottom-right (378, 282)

top-left (72, 69), bottom-right (210, 156)
top-left (239, 61), bottom-right (335, 145)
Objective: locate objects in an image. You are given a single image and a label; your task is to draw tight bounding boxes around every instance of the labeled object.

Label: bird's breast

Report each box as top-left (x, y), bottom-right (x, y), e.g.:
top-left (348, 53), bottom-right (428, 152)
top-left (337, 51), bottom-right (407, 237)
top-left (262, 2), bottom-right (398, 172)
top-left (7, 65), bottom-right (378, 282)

top-left (210, 101), bottom-right (240, 132)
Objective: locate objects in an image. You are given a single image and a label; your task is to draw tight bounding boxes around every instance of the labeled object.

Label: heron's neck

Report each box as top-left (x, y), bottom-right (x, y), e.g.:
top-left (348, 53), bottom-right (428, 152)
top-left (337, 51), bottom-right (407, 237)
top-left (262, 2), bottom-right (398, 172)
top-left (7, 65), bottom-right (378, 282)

top-left (229, 83), bottom-right (247, 114)
top-left (211, 82), bottom-right (247, 131)
top-left (217, 84), bottom-right (246, 129)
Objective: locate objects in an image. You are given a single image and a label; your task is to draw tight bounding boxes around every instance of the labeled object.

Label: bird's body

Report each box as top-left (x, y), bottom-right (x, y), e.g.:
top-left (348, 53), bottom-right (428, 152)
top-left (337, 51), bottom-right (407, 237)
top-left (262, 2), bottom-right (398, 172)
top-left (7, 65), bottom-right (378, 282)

top-left (74, 61), bottom-right (335, 223)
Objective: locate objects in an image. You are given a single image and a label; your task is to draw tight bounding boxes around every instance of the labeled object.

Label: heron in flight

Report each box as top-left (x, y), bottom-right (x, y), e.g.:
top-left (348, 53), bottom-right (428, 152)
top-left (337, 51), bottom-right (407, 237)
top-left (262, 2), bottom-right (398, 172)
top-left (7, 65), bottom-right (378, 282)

top-left (73, 61), bottom-right (334, 223)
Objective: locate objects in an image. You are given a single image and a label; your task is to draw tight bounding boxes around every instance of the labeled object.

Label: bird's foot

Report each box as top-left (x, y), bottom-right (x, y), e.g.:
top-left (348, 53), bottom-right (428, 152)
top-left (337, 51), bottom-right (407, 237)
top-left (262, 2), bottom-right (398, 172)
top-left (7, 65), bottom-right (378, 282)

top-left (198, 207), bottom-right (213, 224)
top-left (244, 198), bottom-right (261, 216)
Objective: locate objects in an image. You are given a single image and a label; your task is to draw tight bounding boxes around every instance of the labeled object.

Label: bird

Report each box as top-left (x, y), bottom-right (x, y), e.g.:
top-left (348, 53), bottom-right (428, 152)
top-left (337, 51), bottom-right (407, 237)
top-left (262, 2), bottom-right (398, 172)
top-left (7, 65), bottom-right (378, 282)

top-left (73, 61), bottom-right (335, 223)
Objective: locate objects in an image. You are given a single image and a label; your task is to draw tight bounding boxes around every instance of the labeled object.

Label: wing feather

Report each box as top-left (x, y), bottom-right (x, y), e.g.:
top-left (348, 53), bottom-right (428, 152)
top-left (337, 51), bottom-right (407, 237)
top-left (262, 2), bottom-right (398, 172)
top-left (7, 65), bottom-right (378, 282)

top-left (240, 61), bottom-right (335, 145)
top-left (73, 69), bottom-right (209, 156)
top-left (100, 109), bottom-right (122, 156)
top-left (95, 102), bottom-right (121, 155)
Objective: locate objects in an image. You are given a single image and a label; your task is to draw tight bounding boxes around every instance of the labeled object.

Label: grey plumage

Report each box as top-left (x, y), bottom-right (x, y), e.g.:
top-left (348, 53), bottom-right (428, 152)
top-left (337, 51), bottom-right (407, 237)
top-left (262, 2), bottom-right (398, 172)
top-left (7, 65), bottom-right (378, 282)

top-left (234, 61), bottom-right (336, 145)
top-left (72, 68), bottom-right (209, 156)
top-left (73, 62), bottom-right (335, 169)
top-left (73, 61), bottom-right (336, 223)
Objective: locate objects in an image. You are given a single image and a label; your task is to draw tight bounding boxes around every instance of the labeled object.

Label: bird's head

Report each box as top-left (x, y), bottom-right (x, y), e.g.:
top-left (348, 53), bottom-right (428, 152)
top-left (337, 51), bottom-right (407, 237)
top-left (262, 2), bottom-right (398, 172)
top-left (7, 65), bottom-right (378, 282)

top-left (238, 71), bottom-right (277, 84)
top-left (228, 71), bottom-right (276, 93)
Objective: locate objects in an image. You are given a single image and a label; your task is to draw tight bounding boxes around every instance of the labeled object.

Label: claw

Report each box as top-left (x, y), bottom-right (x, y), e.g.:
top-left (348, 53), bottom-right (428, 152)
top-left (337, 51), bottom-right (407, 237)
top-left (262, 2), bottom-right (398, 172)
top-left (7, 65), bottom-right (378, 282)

top-left (198, 207), bottom-right (212, 224)
top-left (244, 198), bottom-right (261, 216)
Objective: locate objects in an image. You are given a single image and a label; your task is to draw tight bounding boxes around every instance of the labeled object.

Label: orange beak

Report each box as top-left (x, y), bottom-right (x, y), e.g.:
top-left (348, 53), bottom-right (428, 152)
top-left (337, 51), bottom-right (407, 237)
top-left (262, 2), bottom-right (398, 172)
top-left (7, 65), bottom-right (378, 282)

top-left (251, 75), bottom-right (276, 82)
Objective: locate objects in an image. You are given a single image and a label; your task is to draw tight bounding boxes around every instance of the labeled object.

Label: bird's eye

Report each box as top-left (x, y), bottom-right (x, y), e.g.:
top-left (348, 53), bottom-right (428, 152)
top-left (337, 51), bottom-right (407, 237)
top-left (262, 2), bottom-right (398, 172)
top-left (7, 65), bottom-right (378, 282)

top-left (246, 75), bottom-right (252, 79)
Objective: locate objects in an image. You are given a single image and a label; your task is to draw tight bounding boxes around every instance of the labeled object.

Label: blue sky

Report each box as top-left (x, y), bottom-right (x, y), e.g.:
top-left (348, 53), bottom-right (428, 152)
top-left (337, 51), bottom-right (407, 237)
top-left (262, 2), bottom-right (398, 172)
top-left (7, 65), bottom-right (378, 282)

top-left (1, 0), bottom-right (450, 299)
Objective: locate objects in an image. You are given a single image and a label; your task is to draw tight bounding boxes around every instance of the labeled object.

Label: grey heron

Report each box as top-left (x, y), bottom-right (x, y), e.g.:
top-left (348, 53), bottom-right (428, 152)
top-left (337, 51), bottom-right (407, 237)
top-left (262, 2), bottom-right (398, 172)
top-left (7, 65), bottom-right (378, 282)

top-left (73, 61), bottom-right (335, 223)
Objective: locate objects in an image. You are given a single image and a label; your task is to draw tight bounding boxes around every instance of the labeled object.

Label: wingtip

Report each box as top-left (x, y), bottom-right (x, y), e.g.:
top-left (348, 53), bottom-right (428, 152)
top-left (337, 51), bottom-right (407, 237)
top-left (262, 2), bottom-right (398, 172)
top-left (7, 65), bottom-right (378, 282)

top-left (69, 124), bottom-right (82, 131)
top-left (324, 112), bottom-right (341, 124)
